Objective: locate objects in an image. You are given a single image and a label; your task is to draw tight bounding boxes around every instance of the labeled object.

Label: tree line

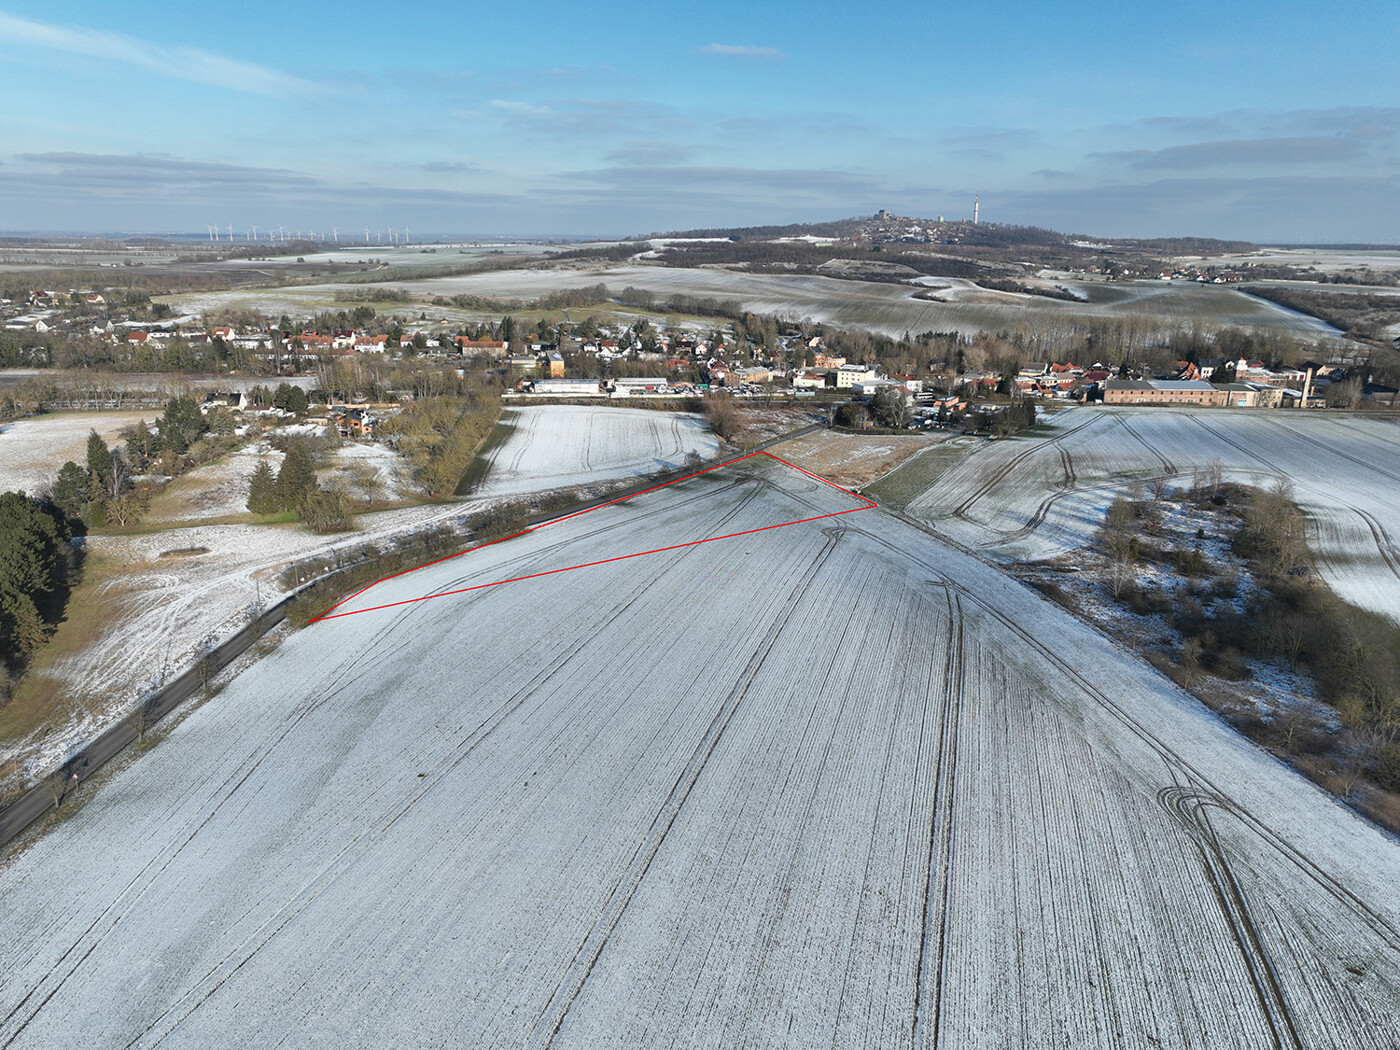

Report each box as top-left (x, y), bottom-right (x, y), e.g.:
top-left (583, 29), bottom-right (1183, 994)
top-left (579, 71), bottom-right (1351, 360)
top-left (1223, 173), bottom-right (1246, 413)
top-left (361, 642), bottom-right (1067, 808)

top-left (0, 492), bottom-right (76, 699)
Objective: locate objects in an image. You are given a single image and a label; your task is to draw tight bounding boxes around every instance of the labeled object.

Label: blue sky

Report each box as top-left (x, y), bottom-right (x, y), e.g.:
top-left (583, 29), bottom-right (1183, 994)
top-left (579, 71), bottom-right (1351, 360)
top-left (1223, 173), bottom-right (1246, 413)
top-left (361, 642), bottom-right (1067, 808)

top-left (1, 0), bottom-right (1397, 241)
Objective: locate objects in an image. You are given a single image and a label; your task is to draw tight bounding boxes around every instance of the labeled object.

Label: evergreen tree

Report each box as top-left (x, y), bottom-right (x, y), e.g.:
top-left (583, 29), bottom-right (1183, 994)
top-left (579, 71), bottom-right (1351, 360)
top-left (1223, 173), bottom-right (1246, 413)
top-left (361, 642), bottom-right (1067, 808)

top-left (246, 461), bottom-right (280, 514)
top-left (85, 430), bottom-right (114, 492)
top-left (52, 461), bottom-right (86, 520)
top-left (158, 396), bottom-right (207, 454)
top-left (125, 419), bottom-right (156, 468)
top-left (277, 441), bottom-right (318, 511)
top-left (0, 492), bottom-right (70, 663)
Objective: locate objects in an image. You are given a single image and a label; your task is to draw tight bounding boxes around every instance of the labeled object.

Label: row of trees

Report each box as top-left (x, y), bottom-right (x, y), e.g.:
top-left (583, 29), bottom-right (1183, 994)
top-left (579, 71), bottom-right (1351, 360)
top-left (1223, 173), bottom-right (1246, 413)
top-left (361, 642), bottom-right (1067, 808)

top-left (246, 441), bottom-right (353, 532)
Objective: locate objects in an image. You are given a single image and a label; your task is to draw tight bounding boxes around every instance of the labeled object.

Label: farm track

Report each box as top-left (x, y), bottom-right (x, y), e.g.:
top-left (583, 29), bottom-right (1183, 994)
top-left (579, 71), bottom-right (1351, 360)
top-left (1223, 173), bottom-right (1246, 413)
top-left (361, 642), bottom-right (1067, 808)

top-left (1116, 416), bottom-right (1177, 476)
top-left (1158, 787), bottom-right (1303, 1049)
top-left (948, 411), bottom-right (1105, 521)
top-left (1348, 506), bottom-right (1400, 582)
top-left (1186, 413), bottom-right (1285, 474)
top-left (911, 591), bottom-right (964, 1049)
top-left (1256, 414), bottom-right (1400, 487)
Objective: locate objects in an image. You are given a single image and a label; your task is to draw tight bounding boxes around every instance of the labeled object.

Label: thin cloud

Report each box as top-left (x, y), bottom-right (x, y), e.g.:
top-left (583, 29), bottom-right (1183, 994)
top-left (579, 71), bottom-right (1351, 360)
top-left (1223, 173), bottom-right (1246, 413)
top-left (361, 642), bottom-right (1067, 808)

top-left (698, 43), bottom-right (786, 59)
top-left (1125, 136), bottom-right (1365, 170)
top-left (0, 13), bottom-right (319, 96)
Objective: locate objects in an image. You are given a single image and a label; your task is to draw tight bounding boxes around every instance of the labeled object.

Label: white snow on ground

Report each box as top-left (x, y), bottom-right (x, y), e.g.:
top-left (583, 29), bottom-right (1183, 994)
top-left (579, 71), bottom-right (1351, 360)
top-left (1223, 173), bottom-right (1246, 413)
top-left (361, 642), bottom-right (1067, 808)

top-left (898, 406), bottom-right (1400, 621)
top-left (322, 440), bottom-right (416, 501)
top-left (157, 441), bottom-right (417, 521)
top-left (1, 458), bottom-right (1398, 1046)
top-left (3, 500), bottom-right (488, 789)
top-left (150, 447), bottom-right (283, 521)
top-left (0, 411), bottom-right (154, 495)
top-left (470, 405), bottom-right (720, 497)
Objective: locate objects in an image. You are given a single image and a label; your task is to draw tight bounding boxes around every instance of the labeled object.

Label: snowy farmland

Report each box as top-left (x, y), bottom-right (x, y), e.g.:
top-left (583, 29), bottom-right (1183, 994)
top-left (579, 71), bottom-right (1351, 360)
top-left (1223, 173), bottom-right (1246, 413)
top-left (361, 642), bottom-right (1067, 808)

top-left (468, 405), bottom-right (719, 497)
top-left (167, 262), bottom-right (1349, 342)
top-left (2, 455), bottom-right (1398, 1047)
top-left (885, 407), bottom-right (1400, 622)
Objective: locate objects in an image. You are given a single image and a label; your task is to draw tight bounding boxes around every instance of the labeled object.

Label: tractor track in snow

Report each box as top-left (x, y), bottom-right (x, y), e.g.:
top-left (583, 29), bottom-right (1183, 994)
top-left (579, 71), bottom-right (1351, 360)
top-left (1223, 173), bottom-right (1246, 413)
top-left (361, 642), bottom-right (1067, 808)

top-left (525, 529), bottom-right (844, 1050)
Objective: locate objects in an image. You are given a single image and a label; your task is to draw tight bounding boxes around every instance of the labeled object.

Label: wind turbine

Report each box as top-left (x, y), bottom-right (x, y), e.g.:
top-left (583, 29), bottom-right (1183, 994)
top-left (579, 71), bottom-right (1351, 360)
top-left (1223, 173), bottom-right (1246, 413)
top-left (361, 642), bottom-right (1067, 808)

top-left (207, 225), bottom-right (215, 242)
top-left (226, 224), bottom-right (234, 242)
top-left (364, 227), bottom-right (370, 243)
top-left (402, 227), bottom-right (409, 245)
top-left (332, 226), bottom-right (339, 243)
top-left (251, 224), bottom-right (258, 242)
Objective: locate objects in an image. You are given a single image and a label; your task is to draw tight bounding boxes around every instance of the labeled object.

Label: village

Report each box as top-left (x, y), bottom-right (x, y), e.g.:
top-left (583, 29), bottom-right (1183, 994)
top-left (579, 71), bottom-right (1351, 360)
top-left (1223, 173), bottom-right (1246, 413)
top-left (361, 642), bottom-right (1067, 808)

top-left (5, 285), bottom-right (1398, 439)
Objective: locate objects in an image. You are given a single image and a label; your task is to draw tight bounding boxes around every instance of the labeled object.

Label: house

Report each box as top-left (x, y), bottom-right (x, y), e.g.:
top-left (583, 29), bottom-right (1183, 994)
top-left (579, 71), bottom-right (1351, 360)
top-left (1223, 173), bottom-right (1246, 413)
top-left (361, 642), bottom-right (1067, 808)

top-left (354, 334), bottom-right (389, 353)
top-left (791, 370), bottom-right (830, 390)
top-left (890, 373), bottom-right (924, 393)
top-left (547, 351), bottom-right (565, 377)
top-left (814, 353), bottom-right (846, 369)
top-left (336, 407), bottom-right (378, 436)
top-left (507, 355), bottom-right (539, 371)
top-left (296, 333), bottom-right (336, 352)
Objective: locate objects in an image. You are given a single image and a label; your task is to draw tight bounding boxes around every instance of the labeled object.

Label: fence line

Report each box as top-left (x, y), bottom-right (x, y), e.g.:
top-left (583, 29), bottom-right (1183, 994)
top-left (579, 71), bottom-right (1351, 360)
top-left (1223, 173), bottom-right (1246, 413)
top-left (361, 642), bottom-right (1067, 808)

top-left (0, 595), bottom-right (294, 851)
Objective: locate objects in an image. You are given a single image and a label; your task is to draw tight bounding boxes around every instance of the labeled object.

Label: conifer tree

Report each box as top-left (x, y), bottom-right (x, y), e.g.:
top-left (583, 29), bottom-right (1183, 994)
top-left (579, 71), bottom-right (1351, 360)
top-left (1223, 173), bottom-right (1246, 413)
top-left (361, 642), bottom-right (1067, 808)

top-left (246, 461), bottom-right (280, 514)
top-left (276, 442), bottom-right (317, 511)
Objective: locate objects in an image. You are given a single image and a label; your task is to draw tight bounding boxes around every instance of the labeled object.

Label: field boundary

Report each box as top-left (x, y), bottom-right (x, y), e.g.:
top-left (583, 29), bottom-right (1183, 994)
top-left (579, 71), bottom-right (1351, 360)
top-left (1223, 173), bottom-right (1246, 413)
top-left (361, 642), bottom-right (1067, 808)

top-left (0, 595), bottom-right (298, 852)
top-left (313, 448), bottom-right (876, 622)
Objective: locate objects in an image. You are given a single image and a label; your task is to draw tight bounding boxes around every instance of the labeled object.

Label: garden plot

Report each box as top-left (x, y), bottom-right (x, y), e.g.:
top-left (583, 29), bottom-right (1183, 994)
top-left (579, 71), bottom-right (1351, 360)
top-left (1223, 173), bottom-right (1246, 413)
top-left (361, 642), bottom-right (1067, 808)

top-left (469, 405), bottom-right (719, 497)
top-left (2, 458), bottom-right (1398, 1048)
top-left (892, 407), bottom-right (1400, 621)
top-left (0, 411), bottom-right (153, 495)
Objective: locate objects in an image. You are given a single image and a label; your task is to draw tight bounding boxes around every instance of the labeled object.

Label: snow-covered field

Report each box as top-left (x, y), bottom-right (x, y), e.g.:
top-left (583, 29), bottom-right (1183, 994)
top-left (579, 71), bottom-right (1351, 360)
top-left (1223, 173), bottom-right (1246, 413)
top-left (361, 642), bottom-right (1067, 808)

top-left (169, 263), bottom-right (1350, 341)
top-left (891, 407), bottom-right (1400, 621)
top-left (2, 457), bottom-right (1398, 1047)
top-left (0, 411), bottom-right (154, 495)
top-left (470, 405), bottom-right (719, 497)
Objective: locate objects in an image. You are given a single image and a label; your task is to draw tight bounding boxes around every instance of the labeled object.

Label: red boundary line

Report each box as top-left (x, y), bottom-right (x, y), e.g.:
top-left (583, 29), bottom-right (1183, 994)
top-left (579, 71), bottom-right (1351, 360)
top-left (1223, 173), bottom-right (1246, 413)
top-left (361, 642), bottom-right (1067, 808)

top-left (311, 450), bottom-right (876, 622)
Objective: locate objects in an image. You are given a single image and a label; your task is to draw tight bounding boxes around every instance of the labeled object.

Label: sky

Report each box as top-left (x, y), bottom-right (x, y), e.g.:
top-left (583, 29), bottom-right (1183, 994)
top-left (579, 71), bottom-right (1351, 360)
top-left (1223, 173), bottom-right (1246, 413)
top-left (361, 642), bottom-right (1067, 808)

top-left (0, 0), bottom-right (1397, 242)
